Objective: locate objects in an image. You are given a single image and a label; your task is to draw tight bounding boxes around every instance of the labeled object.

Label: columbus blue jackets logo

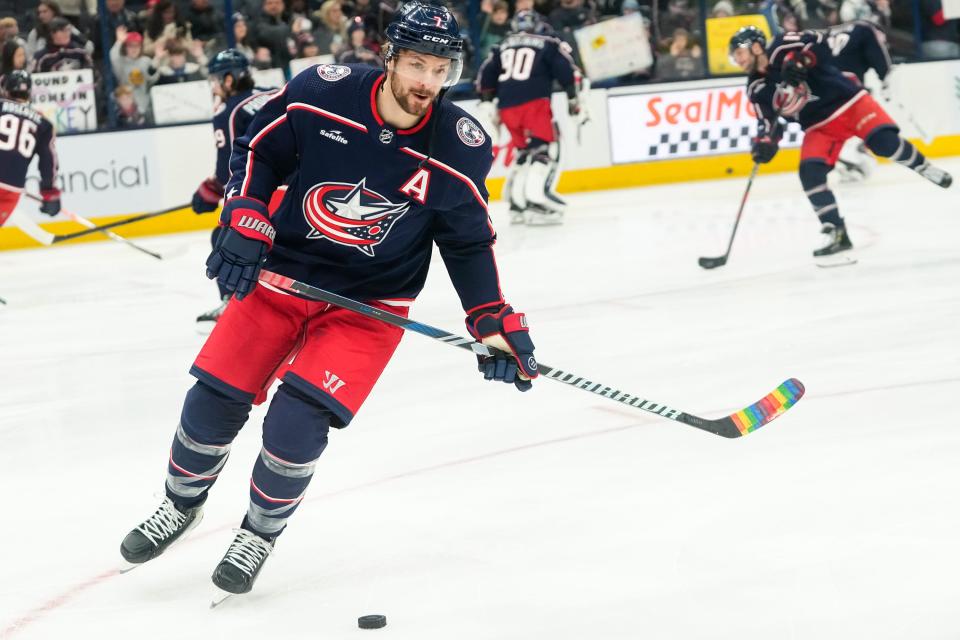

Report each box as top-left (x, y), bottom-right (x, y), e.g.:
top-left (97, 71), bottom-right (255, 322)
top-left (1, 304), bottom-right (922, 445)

top-left (773, 83), bottom-right (817, 118)
top-left (317, 64), bottom-right (352, 82)
top-left (456, 117), bottom-right (485, 147)
top-left (302, 179), bottom-right (410, 256)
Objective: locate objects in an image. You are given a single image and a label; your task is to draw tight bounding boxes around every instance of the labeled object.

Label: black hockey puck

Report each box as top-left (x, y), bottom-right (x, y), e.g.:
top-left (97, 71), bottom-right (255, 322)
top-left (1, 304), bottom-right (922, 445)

top-left (358, 614), bottom-right (387, 629)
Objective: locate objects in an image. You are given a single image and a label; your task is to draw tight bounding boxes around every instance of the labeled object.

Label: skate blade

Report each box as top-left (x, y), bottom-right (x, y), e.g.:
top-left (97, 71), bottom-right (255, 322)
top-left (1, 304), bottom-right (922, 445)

top-left (210, 586), bottom-right (235, 609)
top-left (119, 561), bottom-right (142, 574)
top-left (815, 254), bottom-right (858, 268)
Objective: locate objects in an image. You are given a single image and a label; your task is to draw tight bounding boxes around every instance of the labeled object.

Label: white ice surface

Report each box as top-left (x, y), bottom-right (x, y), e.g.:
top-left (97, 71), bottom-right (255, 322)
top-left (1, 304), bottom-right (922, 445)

top-left (1, 161), bottom-right (959, 640)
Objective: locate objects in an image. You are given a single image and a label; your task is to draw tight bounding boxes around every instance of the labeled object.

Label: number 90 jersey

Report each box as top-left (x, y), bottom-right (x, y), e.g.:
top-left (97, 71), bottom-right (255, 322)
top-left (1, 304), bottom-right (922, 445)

top-left (0, 98), bottom-right (56, 192)
top-left (476, 33), bottom-right (577, 109)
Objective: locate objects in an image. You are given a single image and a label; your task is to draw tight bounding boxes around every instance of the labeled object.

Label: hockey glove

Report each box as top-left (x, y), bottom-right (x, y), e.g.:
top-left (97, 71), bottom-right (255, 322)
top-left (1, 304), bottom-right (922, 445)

top-left (465, 304), bottom-right (538, 392)
top-left (751, 136), bottom-right (779, 164)
top-left (192, 177), bottom-right (224, 214)
top-left (39, 188), bottom-right (61, 216)
top-left (205, 196), bottom-right (275, 301)
top-left (782, 50), bottom-right (815, 87)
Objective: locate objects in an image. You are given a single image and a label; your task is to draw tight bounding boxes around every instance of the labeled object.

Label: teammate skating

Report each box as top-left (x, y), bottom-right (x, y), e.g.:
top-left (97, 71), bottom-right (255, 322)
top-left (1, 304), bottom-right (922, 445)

top-left (191, 50), bottom-right (278, 324)
top-left (0, 71), bottom-right (61, 241)
top-left (476, 10), bottom-right (587, 225)
top-left (121, 2), bottom-right (538, 602)
top-left (826, 21), bottom-right (892, 182)
top-left (731, 26), bottom-right (951, 260)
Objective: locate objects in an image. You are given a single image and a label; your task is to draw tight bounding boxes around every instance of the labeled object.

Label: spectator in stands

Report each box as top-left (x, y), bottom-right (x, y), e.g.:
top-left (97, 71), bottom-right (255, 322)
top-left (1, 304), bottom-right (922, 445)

top-left (311, 0), bottom-right (348, 56)
top-left (785, 0), bottom-right (838, 29)
top-left (32, 16), bottom-right (94, 72)
top-left (90, 0), bottom-right (140, 60)
top-left (294, 32), bottom-right (320, 58)
top-left (654, 26), bottom-right (702, 79)
top-left (344, 0), bottom-right (381, 35)
top-left (185, 0), bottom-right (223, 48)
top-left (114, 83), bottom-right (146, 126)
top-left (231, 13), bottom-right (257, 61)
top-left (839, 0), bottom-right (890, 26)
top-left (143, 0), bottom-right (192, 57)
top-left (0, 17), bottom-right (25, 48)
top-left (659, 0), bottom-right (696, 43)
top-left (1, 40), bottom-right (28, 76)
top-left (252, 0), bottom-right (294, 68)
top-left (252, 45), bottom-right (274, 69)
top-left (335, 17), bottom-right (381, 66)
top-left (781, 11), bottom-right (801, 30)
top-left (549, 0), bottom-right (596, 62)
top-left (710, 0), bottom-right (734, 18)
top-left (154, 39), bottom-right (203, 83)
top-left (919, 0), bottom-right (960, 58)
top-left (478, 0), bottom-right (510, 61)
top-left (26, 1), bottom-right (93, 59)
top-left (110, 26), bottom-right (155, 116)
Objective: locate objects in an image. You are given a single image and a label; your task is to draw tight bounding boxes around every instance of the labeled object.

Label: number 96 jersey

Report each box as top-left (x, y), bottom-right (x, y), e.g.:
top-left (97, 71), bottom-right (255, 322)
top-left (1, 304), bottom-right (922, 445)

top-left (476, 33), bottom-right (577, 109)
top-left (0, 98), bottom-right (56, 193)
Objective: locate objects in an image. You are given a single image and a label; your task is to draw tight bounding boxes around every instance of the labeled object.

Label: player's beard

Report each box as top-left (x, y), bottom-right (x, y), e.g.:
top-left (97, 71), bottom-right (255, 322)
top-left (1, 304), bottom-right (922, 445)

top-left (389, 72), bottom-right (437, 117)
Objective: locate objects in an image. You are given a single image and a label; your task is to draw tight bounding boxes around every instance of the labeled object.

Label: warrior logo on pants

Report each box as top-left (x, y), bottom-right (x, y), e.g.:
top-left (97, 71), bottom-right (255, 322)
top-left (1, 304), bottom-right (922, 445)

top-left (302, 179), bottom-right (410, 256)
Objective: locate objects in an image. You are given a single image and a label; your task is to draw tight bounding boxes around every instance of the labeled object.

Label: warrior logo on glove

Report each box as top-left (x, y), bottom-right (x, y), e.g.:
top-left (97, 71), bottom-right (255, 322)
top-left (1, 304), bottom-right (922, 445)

top-left (302, 179), bottom-right (410, 256)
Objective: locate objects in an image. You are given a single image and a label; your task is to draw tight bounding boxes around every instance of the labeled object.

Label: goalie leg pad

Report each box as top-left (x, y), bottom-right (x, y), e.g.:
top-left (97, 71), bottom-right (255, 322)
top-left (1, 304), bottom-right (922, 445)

top-left (799, 160), bottom-right (843, 227)
top-left (245, 384), bottom-right (331, 539)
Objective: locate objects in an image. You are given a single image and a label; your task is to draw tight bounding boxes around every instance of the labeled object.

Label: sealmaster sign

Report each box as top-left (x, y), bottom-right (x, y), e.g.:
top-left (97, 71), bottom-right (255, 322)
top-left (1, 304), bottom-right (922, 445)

top-left (607, 82), bottom-right (802, 163)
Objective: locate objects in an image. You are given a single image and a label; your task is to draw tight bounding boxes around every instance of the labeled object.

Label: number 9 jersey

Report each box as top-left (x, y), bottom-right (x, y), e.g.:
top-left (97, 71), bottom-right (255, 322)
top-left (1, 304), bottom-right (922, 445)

top-left (0, 97), bottom-right (57, 195)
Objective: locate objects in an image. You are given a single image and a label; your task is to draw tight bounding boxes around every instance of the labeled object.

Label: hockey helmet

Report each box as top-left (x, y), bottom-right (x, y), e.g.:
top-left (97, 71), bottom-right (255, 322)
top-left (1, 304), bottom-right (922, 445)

top-left (207, 48), bottom-right (251, 81)
top-left (729, 25), bottom-right (766, 55)
top-left (384, 1), bottom-right (464, 87)
top-left (1, 69), bottom-right (31, 100)
top-left (510, 10), bottom-right (545, 34)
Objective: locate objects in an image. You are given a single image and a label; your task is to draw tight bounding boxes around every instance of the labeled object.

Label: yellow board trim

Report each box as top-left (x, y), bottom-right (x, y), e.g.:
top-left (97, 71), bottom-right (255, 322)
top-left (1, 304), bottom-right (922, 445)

top-left (4, 134), bottom-right (959, 252)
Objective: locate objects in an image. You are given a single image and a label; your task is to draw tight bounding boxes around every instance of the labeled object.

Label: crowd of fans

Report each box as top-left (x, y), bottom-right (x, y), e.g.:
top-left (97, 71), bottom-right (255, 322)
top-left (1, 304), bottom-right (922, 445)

top-left (0, 0), bottom-right (958, 130)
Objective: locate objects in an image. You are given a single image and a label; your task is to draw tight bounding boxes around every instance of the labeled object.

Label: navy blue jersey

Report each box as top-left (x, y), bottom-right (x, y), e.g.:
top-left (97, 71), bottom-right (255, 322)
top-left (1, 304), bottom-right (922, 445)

top-left (0, 98), bottom-right (57, 192)
top-left (746, 30), bottom-right (863, 134)
top-left (225, 64), bottom-right (503, 312)
top-left (825, 21), bottom-right (891, 83)
top-left (212, 87), bottom-right (280, 185)
top-left (476, 33), bottom-right (577, 109)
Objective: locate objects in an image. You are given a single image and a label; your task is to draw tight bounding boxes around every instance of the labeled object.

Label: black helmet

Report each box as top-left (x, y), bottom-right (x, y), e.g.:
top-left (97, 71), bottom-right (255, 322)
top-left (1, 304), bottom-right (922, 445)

top-left (2, 70), bottom-right (31, 100)
top-left (385, 1), bottom-right (464, 61)
top-left (207, 48), bottom-right (250, 80)
top-left (729, 25), bottom-right (766, 55)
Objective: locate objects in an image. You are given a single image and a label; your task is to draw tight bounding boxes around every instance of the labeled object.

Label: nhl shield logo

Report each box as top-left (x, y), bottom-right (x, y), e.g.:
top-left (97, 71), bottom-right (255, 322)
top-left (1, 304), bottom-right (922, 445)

top-left (379, 129), bottom-right (395, 144)
top-left (456, 117), bottom-right (485, 147)
top-left (302, 179), bottom-right (410, 256)
top-left (317, 64), bottom-right (352, 82)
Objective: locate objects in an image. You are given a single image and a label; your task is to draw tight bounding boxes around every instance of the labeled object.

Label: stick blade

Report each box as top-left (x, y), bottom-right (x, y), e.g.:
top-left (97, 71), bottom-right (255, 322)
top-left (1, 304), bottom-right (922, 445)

top-left (698, 255), bottom-right (728, 270)
top-left (679, 378), bottom-right (805, 438)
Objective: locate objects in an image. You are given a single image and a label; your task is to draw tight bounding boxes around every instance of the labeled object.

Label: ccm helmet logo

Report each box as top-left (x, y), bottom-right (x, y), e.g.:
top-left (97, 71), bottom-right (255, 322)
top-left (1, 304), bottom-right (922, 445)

top-left (423, 35), bottom-right (450, 43)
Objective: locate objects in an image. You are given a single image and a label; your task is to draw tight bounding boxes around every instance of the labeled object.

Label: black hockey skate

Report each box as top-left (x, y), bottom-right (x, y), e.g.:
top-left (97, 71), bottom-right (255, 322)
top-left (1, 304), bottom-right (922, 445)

top-left (211, 528), bottom-right (275, 598)
top-left (196, 296), bottom-right (229, 323)
top-left (508, 203), bottom-right (526, 225)
top-left (121, 497), bottom-right (204, 564)
top-left (916, 162), bottom-right (953, 188)
top-left (525, 202), bottom-right (564, 226)
top-left (813, 223), bottom-right (853, 257)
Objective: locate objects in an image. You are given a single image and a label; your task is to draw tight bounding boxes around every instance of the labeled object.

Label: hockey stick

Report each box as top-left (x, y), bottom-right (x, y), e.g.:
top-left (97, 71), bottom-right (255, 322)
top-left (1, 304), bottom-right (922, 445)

top-left (698, 162), bottom-right (760, 270)
top-left (23, 194), bottom-right (163, 260)
top-left (50, 203), bottom-right (188, 244)
top-left (6, 209), bottom-right (56, 245)
top-left (258, 270), bottom-right (804, 438)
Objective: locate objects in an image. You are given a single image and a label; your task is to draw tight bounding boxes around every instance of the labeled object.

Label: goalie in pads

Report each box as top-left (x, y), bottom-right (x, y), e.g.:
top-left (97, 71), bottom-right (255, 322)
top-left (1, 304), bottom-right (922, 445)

top-left (476, 10), bottom-right (587, 225)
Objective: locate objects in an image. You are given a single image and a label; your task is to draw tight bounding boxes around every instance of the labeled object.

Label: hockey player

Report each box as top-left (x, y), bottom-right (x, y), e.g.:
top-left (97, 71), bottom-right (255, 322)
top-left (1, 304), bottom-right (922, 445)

top-left (120, 1), bottom-right (538, 600)
top-left (730, 26), bottom-right (951, 259)
top-left (192, 49), bottom-right (279, 323)
top-left (825, 20), bottom-right (893, 182)
top-left (0, 70), bottom-right (60, 235)
top-left (476, 10), bottom-right (587, 225)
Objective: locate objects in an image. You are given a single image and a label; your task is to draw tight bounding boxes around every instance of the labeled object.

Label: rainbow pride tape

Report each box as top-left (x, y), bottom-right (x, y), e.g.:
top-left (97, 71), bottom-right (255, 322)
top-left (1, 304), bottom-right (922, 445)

top-left (730, 378), bottom-right (804, 435)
